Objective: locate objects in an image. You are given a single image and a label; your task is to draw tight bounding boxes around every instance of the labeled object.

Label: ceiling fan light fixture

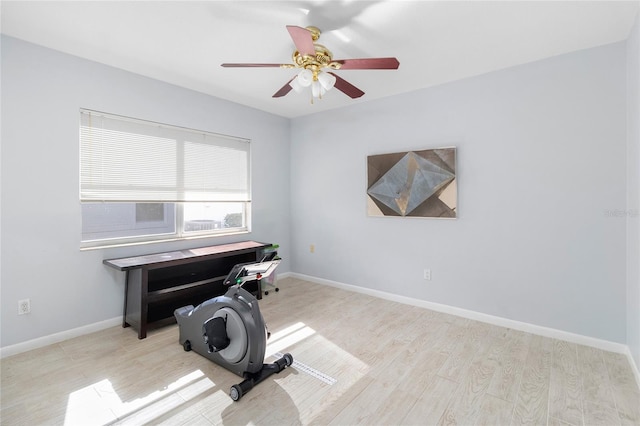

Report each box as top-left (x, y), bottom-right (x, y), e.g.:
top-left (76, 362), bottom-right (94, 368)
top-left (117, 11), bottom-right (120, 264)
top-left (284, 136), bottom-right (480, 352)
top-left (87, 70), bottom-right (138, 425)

top-left (290, 69), bottom-right (333, 101)
top-left (289, 77), bottom-right (305, 93)
top-left (317, 71), bottom-right (336, 91)
top-left (297, 69), bottom-right (314, 86)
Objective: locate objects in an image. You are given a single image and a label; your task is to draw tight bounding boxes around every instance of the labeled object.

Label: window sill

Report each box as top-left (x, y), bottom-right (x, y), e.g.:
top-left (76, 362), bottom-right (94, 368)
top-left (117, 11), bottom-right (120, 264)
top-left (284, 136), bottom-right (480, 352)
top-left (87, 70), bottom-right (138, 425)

top-left (80, 230), bottom-right (250, 251)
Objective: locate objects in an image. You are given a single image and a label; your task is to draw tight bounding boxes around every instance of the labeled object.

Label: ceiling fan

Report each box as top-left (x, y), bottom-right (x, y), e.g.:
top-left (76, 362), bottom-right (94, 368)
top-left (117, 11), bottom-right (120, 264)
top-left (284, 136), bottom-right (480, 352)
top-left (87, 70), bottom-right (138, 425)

top-left (221, 25), bottom-right (400, 101)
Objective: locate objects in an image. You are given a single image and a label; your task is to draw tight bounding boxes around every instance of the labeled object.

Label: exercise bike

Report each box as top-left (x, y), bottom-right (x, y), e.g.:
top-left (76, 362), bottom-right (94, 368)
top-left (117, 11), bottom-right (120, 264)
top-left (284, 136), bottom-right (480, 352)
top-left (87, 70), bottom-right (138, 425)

top-left (174, 257), bottom-right (293, 401)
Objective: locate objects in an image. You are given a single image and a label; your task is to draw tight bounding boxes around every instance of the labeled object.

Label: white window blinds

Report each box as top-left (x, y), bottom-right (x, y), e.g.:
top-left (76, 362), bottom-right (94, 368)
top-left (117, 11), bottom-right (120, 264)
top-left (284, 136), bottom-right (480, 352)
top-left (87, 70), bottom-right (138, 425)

top-left (80, 110), bottom-right (250, 202)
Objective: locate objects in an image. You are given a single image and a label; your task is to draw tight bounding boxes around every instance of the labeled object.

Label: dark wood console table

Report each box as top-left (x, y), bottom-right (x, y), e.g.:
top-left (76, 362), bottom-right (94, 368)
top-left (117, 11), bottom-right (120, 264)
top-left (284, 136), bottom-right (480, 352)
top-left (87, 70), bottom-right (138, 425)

top-left (104, 240), bottom-right (270, 339)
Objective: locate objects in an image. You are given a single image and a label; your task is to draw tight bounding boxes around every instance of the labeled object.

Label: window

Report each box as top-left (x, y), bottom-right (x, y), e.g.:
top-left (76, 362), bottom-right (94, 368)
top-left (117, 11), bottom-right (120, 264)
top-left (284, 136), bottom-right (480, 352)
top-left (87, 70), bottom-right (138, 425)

top-left (80, 109), bottom-right (250, 247)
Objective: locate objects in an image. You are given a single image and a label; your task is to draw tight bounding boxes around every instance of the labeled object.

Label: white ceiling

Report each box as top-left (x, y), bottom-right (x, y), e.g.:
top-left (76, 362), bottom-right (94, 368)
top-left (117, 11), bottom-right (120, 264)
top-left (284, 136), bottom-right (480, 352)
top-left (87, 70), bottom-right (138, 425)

top-left (2, 1), bottom-right (638, 118)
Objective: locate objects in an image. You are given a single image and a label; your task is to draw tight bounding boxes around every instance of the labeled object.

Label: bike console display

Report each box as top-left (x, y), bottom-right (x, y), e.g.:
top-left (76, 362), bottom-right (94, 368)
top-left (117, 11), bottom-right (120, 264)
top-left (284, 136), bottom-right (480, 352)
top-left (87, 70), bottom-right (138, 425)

top-left (223, 259), bottom-right (281, 287)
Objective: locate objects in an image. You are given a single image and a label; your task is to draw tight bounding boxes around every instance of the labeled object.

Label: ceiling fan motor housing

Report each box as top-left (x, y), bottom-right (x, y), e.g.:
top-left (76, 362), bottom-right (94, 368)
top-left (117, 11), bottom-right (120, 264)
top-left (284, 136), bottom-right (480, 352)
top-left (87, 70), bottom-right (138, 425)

top-left (291, 27), bottom-right (341, 75)
top-left (292, 44), bottom-right (340, 73)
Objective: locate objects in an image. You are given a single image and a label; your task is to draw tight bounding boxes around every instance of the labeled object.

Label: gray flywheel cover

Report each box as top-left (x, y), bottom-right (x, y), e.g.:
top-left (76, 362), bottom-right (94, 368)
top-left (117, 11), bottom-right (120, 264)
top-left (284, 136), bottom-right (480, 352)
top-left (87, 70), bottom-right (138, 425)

top-left (212, 307), bottom-right (248, 363)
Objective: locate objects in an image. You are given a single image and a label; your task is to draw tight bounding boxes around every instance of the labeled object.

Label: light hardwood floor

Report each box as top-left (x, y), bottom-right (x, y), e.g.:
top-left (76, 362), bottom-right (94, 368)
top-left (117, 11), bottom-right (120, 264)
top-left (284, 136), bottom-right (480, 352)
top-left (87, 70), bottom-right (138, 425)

top-left (1, 277), bottom-right (639, 425)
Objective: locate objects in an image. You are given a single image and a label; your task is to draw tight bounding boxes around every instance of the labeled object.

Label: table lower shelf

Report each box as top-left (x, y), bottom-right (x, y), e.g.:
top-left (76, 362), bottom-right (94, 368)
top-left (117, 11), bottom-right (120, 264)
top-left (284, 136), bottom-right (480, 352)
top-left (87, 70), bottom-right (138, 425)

top-left (125, 278), bottom-right (262, 339)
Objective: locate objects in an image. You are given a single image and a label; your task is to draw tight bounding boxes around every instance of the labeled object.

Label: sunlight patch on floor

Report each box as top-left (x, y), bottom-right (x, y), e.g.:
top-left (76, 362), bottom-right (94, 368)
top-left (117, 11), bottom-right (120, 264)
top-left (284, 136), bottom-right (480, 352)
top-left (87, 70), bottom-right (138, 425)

top-left (262, 322), bottom-right (371, 423)
top-left (63, 320), bottom-right (372, 425)
top-left (265, 322), bottom-right (316, 357)
top-left (64, 369), bottom-right (217, 425)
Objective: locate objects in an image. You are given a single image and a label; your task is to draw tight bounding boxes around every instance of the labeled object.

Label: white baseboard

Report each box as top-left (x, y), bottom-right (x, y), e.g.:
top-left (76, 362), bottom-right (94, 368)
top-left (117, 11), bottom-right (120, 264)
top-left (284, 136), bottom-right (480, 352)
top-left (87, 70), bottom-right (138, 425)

top-left (0, 316), bottom-right (121, 359)
top-left (625, 346), bottom-right (640, 392)
top-left (290, 272), bottom-right (640, 387)
top-left (276, 271), bottom-right (293, 280)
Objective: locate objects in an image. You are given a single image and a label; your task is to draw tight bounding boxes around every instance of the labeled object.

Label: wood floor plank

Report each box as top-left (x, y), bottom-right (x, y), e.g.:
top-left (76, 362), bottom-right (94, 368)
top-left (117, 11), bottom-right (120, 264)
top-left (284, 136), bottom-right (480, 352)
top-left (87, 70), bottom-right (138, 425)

top-left (0, 396), bottom-right (76, 426)
top-left (177, 385), bottom-right (238, 424)
top-left (511, 335), bottom-right (553, 425)
top-left (0, 343), bottom-right (70, 381)
top-left (369, 386), bottom-right (420, 425)
top-left (473, 393), bottom-right (514, 426)
top-left (156, 412), bottom-right (214, 426)
top-left (604, 351), bottom-right (640, 393)
top-left (0, 358), bottom-right (92, 409)
top-left (324, 311), bottom-right (431, 424)
top-left (434, 317), bottom-right (470, 357)
top-left (309, 375), bottom-right (376, 425)
top-left (548, 340), bottom-right (583, 425)
top-left (400, 349), bottom-right (450, 394)
top-left (611, 386), bottom-right (640, 425)
top-left (547, 416), bottom-right (576, 426)
top-left (437, 333), bottom-right (480, 382)
top-left (327, 375), bottom-right (402, 425)
top-left (439, 334), bottom-right (500, 424)
top-left (269, 345), bottom-right (368, 424)
top-left (487, 329), bottom-right (532, 402)
top-left (583, 400), bottom-right (622, 426)
top-left (401, 376), bottom-right (460, 425)
top-left (576, 344), bottom-right (617, 408)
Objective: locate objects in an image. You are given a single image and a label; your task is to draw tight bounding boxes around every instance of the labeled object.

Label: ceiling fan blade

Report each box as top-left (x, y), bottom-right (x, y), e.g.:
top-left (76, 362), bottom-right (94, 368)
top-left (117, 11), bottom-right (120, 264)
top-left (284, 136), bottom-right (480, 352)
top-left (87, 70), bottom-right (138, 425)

top-left (328, 72), bottom-right (365, 99)
top-left (286, 25), bottom-right (316, 56)
top-left (273, 76), bottom-right (296, 98)
top-left (333, 57), bottom-right (400, 70)
top-left (221, 63), bottom-right (287, 68)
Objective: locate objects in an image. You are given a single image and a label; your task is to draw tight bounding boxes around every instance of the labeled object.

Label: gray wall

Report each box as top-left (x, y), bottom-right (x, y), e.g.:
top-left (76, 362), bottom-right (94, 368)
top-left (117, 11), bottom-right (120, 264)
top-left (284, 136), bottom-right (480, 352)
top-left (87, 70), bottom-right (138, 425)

top-left (290, 41), bottom-right (628, 343)
top-left (0, 36), bottom-right (291, 347)
top-left (1, 32), bottom-right (635, 351)
top-left (627, 11), bottom-right (640, 368)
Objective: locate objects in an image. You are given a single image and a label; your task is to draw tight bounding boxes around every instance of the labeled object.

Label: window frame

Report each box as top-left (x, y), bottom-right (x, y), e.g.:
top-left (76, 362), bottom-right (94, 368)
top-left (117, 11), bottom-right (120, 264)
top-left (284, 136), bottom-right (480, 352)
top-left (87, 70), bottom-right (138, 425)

top-left (79, 110), bottom-right (251, 249)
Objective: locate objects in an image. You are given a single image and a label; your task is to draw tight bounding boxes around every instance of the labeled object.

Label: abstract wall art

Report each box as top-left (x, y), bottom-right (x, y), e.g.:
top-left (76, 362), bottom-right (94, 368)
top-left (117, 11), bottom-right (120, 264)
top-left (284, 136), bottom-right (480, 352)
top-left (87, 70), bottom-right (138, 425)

top-left (367, 147), bottom-right (457, 218)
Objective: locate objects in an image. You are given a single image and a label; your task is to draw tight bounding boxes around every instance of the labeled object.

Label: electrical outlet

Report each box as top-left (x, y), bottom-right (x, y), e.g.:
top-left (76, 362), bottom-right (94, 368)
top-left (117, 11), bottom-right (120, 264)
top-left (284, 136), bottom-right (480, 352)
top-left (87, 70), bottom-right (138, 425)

top-left (18, 298), bottom-right (31, 315)
top-left (310, 244), bottom-right (315, 253)
top-left (423, 269), bottom-right (431, 281)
